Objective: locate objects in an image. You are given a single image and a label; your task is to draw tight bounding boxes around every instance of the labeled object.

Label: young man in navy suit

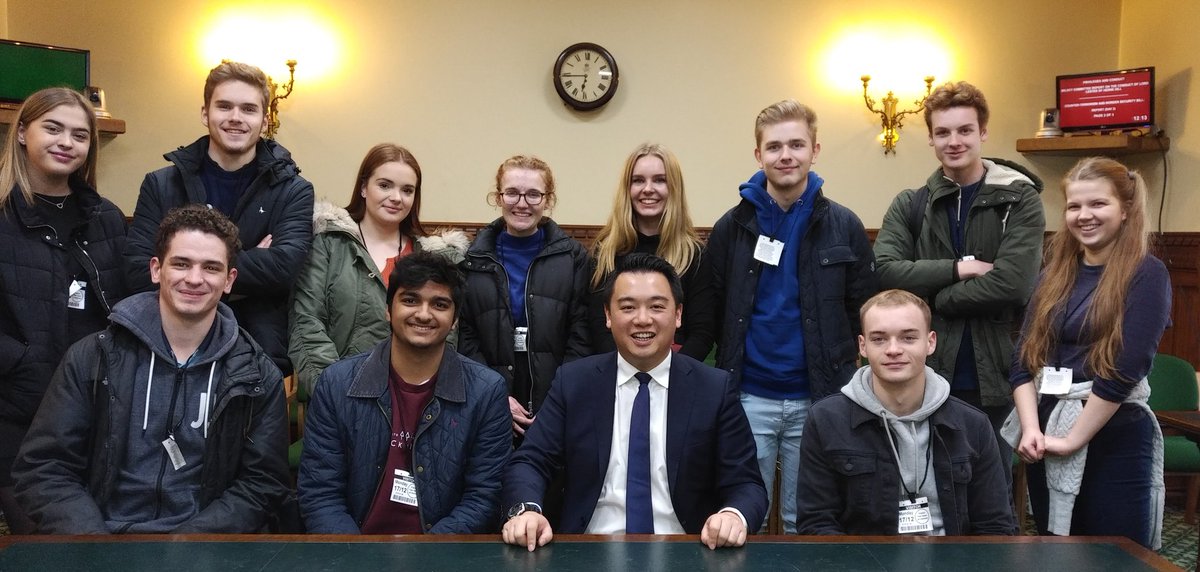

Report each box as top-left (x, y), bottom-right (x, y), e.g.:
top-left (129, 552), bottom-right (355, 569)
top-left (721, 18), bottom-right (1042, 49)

top-left (502, 254), bottom-right (766, 551)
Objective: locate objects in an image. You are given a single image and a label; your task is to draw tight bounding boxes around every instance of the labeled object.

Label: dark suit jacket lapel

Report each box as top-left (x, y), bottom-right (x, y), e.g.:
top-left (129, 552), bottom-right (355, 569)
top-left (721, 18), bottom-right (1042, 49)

top-left (592, 357), bottom-right (618, 480)
top-left (665, 356), bottom-right (695, 493)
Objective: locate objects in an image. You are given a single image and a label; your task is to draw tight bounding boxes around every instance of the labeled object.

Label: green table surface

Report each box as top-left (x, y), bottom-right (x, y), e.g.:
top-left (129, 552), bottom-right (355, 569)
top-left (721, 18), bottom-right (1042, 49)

top-left (0, 534), bottom-right (1178, 571)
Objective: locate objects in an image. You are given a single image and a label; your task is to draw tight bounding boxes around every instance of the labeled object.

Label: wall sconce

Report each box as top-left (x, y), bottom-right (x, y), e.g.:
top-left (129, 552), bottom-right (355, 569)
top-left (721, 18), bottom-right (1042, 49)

top-left (860, 75), bottom-right (934, 154)
top-left (265, 60), bottom-right (297, 139)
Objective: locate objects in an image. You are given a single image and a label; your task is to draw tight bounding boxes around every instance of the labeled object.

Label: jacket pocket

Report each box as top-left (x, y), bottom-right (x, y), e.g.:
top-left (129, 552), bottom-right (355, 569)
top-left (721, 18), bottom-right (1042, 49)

top-left (830, 451), bottom-right (878, 514)
top-left (951, 457), bottom-right (974, 484)
top-left (816, 245), bottom-right (858, 301)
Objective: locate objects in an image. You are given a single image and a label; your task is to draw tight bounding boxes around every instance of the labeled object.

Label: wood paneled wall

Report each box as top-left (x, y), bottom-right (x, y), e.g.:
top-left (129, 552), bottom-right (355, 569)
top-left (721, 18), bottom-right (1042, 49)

top-left (436, 222), bottom-right (1199, 369)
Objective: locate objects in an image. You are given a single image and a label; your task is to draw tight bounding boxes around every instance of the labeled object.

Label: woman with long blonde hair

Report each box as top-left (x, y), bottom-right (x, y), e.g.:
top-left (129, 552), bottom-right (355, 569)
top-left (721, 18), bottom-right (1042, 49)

top-left (588, 143), bottom-right (714, 360)
top-left (1006, 156), bottom-right (1171, 549)
top-left (0, 88), bottom-right (127, 533)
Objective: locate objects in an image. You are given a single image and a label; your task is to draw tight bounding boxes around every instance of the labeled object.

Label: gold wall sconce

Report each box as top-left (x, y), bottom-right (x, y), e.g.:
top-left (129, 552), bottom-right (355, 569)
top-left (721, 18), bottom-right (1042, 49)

top-left (860, 75), bottom-right (934, 154)
top-left (265, 59), bottom-right (297, 139)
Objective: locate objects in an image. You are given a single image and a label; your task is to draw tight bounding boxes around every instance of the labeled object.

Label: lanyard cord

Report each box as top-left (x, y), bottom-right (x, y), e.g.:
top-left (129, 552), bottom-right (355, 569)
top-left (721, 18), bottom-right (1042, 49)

top-left (882, 416), bottom-right (932, 503)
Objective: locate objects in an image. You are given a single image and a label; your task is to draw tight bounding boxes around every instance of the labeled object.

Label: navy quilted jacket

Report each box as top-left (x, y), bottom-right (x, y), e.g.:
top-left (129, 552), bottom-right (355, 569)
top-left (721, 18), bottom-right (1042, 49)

top-left (298, 341), bottom-right (511, 533)
top-left (0, 183), bottom-right (126, 447)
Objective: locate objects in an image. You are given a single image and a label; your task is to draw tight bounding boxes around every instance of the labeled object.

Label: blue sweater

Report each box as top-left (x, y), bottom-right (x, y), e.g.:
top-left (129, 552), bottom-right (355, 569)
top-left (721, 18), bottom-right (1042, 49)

top-left (496, 228), bottom-right (544, 328)
top-left (738, 170), bottom-right (821, 399)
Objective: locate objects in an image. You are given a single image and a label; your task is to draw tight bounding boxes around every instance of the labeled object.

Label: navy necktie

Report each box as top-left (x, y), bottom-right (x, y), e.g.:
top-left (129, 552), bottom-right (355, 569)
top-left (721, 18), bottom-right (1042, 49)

top-left (626, 372), bottom-right (653, 534)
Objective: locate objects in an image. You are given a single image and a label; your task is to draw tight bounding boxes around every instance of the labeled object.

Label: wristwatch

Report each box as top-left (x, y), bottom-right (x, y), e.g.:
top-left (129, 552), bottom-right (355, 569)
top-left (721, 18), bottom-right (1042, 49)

top-left (506, 502), bottom-right (543, 520)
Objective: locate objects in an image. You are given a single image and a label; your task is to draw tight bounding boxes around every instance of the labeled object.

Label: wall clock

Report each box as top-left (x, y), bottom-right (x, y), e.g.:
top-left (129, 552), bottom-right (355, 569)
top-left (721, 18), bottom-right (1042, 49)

top-left (553, 42), bottom-right (619, 111)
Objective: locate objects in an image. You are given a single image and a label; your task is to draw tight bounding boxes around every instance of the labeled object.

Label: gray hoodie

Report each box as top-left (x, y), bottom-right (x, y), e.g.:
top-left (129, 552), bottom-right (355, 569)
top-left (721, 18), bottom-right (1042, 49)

top-left (841, 365), bottom-right (951, 535)
top-left (102, 291), bottom-right (241, 533)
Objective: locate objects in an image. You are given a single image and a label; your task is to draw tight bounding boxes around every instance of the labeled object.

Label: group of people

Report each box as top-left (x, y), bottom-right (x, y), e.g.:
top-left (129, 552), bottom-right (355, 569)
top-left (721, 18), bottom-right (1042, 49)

top-left (0, 61), bottom-right (1172, 551)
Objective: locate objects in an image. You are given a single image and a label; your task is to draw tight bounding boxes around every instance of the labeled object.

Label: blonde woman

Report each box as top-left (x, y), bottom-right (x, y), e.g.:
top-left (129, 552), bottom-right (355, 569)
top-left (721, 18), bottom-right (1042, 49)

top-left (0, 88), bottom-right (127, 533)
top-left (589, 144), bottom-right (714, 360)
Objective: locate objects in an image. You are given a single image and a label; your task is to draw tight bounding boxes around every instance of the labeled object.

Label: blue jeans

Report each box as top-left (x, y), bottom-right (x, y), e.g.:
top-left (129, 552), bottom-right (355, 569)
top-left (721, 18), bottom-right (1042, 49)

top-left (739, 392), bottom-right (809, 533)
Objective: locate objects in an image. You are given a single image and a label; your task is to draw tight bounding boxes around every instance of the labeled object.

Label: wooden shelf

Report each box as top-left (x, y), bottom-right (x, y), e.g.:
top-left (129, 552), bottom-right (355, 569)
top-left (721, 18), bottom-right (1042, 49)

top-left (1015, 134), bottom-right (1169, 157)
top-left (0, 107), bottom-right (126, 136)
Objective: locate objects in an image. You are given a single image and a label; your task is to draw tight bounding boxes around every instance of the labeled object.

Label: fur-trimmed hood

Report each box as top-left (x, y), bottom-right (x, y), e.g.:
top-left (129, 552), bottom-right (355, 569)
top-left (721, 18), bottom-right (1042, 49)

top-left (309, 200), bottom-right (469, 263)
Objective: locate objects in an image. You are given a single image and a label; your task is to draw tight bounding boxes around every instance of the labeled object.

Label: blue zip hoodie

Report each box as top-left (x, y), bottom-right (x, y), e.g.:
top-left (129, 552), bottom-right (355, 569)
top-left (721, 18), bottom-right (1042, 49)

top-left (738, 170), bottom-right (821, 399)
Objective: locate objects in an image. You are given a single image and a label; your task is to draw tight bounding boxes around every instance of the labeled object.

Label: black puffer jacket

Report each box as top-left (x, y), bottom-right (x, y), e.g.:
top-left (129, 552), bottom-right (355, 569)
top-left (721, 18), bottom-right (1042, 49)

top-left (0, 183), bottom-right (126, 470)
top-left (457, 218), bottom-right (590, 414)
top-left (123, 136), bottom-right (314, 374)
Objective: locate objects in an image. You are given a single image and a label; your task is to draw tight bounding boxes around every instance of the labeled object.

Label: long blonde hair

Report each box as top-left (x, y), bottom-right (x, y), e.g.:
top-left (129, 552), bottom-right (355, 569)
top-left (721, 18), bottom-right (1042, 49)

top-left (591, 144), bottom-right (701, 288)
top-left (1018, 156), bottom-right (1150, 381)
top-left (0, 88), bottom-right (98, 210)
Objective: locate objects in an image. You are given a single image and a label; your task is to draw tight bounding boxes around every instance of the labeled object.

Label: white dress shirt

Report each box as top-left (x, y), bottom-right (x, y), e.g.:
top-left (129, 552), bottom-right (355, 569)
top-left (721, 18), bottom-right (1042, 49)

top-left (585, 353), bottom-right (685, 534)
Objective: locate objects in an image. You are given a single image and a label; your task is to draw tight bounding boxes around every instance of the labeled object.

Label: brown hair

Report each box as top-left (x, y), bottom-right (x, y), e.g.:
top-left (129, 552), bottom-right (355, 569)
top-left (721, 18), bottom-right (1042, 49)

top-left (155, 205), bottom-right (243, 268)
top-left (860, 289), bottom-right (932, 331)
top-left (754, 99), bottom-right (818, 146)
top-left (923, 81), bottom-right (990, 134)
top-left (0, 88), bottom-right (98, 211)
top-left (1018, 157), bottom-right (1149, 381)
top-left (488, 155), bottom-right (557, 211)
top-left (203, 61), bottom-right (271, 110)
top-left (591, 143), bottom-right (701, 287)
top-left (344, 143), bottom-right (426, 238)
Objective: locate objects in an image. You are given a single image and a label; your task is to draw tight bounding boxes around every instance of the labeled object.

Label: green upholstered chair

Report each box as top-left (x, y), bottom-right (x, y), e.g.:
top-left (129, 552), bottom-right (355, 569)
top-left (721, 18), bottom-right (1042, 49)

top-left (1148, 353), bottom-right (1200, 524)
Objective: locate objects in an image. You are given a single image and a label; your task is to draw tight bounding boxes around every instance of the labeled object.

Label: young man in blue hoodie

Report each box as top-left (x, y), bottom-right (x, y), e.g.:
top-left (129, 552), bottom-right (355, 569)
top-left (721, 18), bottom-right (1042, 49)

top-left (707, 100), bottom-right (878, 533)
top-left (14, 206), bottom-right (290, 533)
top-left (795, 289), bottom-right (1014, 535)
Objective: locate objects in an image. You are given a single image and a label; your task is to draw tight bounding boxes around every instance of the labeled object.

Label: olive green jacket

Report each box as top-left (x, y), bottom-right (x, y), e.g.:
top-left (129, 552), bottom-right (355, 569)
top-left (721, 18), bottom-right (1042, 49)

top-left (288, 202), bottom-right (469, 398)
top-left (873, 158), bottom-right (1045, 406)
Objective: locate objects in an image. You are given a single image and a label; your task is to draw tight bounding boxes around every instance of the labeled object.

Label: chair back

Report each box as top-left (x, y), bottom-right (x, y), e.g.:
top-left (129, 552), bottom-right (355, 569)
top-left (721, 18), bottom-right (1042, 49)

top-left (1147, 353), bottom-right (1199, 411)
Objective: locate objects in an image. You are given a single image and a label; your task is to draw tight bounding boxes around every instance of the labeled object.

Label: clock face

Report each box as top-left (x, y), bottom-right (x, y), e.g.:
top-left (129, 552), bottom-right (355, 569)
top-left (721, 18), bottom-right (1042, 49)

top-left (554, 43), bottom-right (619, 111)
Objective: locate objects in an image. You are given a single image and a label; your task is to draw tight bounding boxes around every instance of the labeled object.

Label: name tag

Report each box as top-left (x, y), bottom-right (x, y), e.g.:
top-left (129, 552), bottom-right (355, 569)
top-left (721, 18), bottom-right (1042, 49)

top-left (898, 496), bottom-right (933, 534)
top-left (754, 235), bottom-right (784, 266)
top-left (513, 327), bottom-right (529, 352)
top-left (1038, 366), bottom-right (1074, 395)
top-left (390, 469), bottom-right (418, 507)
top-left (68, 280), bottom-right (87, 310)
top-left (162, 435), bottom-right (187, 471)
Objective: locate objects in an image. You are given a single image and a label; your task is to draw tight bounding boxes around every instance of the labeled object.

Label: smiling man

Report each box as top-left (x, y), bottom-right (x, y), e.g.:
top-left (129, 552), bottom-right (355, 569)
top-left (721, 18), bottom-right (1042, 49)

top-left (298, 251), bottom-right (511, 534)
top-left (795, 289), bottom-right (1014, 536)
top-left (706, 99), bottom-right (877, 533)
top-left (872, 81), bottom-right (1045, 473)
top-left (14, 206), bottom-right (290, 533)
top-left (502, 253), bottom-right (766, 551)
top-left (123, 61), bottom-right (314, 375)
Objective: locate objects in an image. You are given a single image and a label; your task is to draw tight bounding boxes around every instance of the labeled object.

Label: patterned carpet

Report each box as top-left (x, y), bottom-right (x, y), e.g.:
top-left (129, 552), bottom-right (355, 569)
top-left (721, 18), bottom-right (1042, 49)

top-left (1019, 505), bottom-right (1196, 570)
top-left (3, 508), bottom-right (1196, 568)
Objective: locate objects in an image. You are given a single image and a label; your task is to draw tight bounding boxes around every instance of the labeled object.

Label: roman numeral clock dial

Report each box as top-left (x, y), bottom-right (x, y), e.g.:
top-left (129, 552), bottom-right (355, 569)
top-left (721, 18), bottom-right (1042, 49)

top-left (553, 42), bottom-right (619, 111)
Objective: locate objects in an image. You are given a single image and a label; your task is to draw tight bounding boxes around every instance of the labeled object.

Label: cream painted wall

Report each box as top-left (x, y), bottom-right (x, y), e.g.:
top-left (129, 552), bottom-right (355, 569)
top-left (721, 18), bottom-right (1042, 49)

top-left (1119, 0), bottom-right (1200, 235)
top-left (6, 0), bottom-right (1137, 230)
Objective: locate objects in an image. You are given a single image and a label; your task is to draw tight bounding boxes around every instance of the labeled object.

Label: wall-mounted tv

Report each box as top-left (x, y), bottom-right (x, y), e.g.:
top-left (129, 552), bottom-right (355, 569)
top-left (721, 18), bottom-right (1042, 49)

top-left (1056, 67), bottom-right (1154, 132)
top-left (0, 39), bottom-right (90, 105)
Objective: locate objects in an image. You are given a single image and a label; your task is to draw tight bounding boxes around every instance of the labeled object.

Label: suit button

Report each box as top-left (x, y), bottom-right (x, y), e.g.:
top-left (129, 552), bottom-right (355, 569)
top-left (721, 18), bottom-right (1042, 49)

top-left (425, 414), bottom-right (432, 421)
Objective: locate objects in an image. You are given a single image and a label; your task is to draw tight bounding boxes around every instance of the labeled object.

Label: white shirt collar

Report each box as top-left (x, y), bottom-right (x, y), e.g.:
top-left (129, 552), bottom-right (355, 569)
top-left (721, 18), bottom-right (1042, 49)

top-left (615, 352), bottom-right (672, 389)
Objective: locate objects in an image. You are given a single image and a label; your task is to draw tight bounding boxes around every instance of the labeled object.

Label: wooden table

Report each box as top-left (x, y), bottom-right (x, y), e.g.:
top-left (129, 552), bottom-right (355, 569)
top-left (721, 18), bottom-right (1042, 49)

top-left (0, 534), bottom-right (1179, 571)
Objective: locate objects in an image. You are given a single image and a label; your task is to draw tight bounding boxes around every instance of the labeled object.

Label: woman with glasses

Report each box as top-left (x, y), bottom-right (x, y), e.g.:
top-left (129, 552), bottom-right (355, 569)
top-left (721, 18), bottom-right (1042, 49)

top-left (588, 143), bottom-right (714, 361)
top-left (458, 155), bottom-right (590, 440)
top-left (0, 88), bottom-right (127, 533)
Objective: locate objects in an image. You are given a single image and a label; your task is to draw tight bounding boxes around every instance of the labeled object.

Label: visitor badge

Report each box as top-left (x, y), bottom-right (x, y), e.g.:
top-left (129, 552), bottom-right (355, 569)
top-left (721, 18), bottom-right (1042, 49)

top-left (1038, 366), bottom-right (1074, 395)
top-left (754, 235), bottom-right (784, 266)
top-left (162, 435), bottom-right (186, 471)
top-left (898, 496), bottom-right (933, 534)
top-left (513, 327), bottom-right (529, 352)
top-left (68, 280), bottom-right (86, 310)
top-left (390, 469), bottom-right (418, 506)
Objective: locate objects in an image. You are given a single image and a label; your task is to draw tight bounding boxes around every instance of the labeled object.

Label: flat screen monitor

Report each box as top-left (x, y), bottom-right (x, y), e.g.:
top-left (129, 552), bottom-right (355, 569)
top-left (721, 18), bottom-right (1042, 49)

top-left (1056, 67), bottom-right (1154, 132)
top-left (0, 39), bottom-right (90, 104)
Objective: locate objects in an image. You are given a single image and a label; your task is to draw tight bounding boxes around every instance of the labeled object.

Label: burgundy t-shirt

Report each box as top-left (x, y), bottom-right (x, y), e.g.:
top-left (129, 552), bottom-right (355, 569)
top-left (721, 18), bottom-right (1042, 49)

top-left (360, 368), bottom-right (436, 534)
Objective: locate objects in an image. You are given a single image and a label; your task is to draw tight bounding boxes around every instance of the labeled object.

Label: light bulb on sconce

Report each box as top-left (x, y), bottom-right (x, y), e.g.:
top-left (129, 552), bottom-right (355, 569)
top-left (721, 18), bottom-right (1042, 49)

top-left (861, 74), bottom-right (934, 155)
top-left (265, 59), bottom-right (297, 140)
